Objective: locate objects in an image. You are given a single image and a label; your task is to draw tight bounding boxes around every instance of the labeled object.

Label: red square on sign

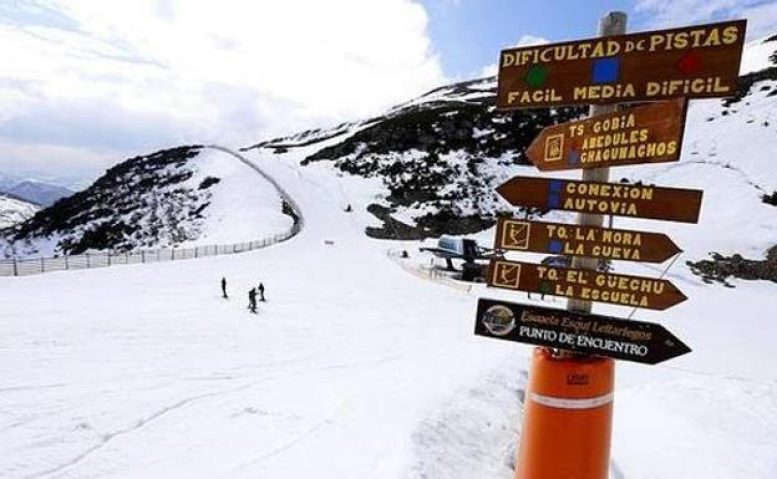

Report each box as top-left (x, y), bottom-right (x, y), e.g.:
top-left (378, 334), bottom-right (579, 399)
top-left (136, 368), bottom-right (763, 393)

top-left (677, 52), bottom-right (702, 75)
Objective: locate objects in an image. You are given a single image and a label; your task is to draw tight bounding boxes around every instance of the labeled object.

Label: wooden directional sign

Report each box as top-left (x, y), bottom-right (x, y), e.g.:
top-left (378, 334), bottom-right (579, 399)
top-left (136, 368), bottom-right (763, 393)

top-left (495, 218), bottom-right (681, 263)
top-left (474, 298), bottom-right (691, 364)
top-left (496, 176), bottom-right (703, 223)
top-left (526, 98), bottom-right (688, 171)
top-left (497, 19), bottom-right (746, 109)
top-left (487, 259), bottom-right (687, 310)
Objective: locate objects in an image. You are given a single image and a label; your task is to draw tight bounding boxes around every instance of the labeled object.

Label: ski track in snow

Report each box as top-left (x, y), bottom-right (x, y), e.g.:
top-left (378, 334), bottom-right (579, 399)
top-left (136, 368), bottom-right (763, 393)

top-left (231, 419), bottom-right (331, 472)
top-left (26, 383), bottom-right (255, 479)
top-left (24, 349), bottom-right (407, 479)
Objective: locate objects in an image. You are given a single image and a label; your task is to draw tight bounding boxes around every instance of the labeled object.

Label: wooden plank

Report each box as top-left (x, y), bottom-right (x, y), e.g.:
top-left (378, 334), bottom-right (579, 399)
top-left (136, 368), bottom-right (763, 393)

top-left (497, 20), bottom-right (746, 109)
top-left (496, 176), bottom-right (703, 223)
top-left (487, 259), bottom-right (687, 311)
top-left (526, 98), bottom-right (688, 171)
top-left (494, 218), bottom-right (681, 263)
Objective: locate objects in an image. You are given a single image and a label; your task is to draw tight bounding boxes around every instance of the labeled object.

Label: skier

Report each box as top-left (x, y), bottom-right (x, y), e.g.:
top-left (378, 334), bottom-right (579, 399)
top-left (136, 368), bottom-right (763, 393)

top-left (258, 282), bottom-right (266, 302)
top-left (248, 288), bottom-right (257, 314)
top-left (221, 277), bottom-right (228, 299)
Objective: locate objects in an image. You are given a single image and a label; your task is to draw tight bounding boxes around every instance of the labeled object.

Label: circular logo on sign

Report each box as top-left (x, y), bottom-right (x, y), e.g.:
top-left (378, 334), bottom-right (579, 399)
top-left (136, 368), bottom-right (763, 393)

top-left (482, 305), bottom-right (516, 336)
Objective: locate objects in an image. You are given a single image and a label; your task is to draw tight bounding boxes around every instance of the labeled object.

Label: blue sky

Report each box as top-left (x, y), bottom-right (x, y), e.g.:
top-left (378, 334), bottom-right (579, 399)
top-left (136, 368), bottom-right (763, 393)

top-left (420, 0), bottom-right (777, 79)
top-left (0, 0), bottom-right (776, 187)
top-left (421, 0), bottom-right (632, 78)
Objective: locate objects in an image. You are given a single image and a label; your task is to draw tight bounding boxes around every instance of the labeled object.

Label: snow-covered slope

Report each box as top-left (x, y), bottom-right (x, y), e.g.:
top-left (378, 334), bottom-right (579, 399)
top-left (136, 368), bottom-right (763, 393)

top-left (740, 33), bottom-right (777, 74)
top-left (245, 80), bottom-right (585, 240)
top-left (0, 146), bottom-right (294, 258)
top-left (0, 194), bottom-right (38, 229)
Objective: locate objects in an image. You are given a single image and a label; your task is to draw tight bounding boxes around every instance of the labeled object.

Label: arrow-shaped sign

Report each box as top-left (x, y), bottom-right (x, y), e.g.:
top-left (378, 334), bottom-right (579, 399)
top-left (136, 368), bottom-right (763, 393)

top-left (496, 176), bottom-right (703, 223)
top-left (494, 217), bottom-right (681, 263)
top-left (474, 298), bottom-right (691, 365)
top-left (487, 259), bottom-right (687, 311)
top-left (526, 98), bottom-right (688, 171)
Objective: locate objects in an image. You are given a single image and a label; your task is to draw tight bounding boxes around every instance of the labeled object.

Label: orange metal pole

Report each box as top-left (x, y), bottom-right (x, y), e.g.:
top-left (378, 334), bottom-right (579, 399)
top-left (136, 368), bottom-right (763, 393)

top-left (515, 348), bottom-right (614, 479)
top-left (514, 12), bottom-right (626, 479)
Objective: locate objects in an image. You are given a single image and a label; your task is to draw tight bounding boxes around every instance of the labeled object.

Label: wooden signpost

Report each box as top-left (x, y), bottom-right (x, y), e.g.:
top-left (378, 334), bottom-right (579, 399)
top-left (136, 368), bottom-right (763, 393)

top-left (496, 176), bottom-right (703, 223)
top-left (479, 13), bottom-right (746, 479)
top-left (487, 258), bottom-right (687, 310)
top-left (475, 298), bottom-right (691, 365)
top-left (525, 98), bottom-right (688, 171)
top-left (497, 19), bottom-right (746, 109)
top-left (494, 217), bottom-right (681, 263)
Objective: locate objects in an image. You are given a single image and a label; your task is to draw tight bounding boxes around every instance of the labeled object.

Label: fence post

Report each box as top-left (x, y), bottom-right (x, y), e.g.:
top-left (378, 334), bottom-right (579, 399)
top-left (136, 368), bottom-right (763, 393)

top-left (108, 254), bottom-right (112, 266)
top-left (86, 254), bottom-right (91, 268)
top-left (40, 257), bottom-right (44, 273)
top-left (13, 259), bottom-right (18, 276)
top-left (142, 251), bottom-right (146, 263)
top-left (195, 247), bottom-right (199, 258)
top-left (65, 255), bottom-right (69, 270)
top-left (172, 249), bottom-right (176, 260)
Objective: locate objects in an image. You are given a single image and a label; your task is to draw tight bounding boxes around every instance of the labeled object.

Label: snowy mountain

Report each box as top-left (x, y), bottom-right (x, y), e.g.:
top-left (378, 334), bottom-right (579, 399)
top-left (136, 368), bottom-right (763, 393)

top-left (0, 172), bottom-right (21, 192)
top-left (4, 180), bottom-right (73, 207)
top-left (245, 80), bottom-right (584, 240)
top-left (0, 193), bottom-right (38, 229)
top-left (243, 34), bottom-right (777, 284)
top-left (0, 145), bottom-right (294, 258)
top-left (0, 171), bottom-right (74, 207)
top-left (244, 36), bottom-right (777, 247)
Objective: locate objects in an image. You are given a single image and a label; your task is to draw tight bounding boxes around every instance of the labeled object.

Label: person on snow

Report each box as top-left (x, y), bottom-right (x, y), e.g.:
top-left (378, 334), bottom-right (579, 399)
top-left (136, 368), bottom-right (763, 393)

top-left (248, 288), bottom-right (258, 313)
top-left (221, 277), bottom-right (228, 299)
top-left (258, 282), bottom-right (266, 302)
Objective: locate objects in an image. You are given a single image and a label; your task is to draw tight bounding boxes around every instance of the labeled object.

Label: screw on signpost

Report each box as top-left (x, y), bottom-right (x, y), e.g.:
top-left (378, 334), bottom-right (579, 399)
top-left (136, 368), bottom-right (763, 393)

top-left (514, 12), bottom-right (626, 479)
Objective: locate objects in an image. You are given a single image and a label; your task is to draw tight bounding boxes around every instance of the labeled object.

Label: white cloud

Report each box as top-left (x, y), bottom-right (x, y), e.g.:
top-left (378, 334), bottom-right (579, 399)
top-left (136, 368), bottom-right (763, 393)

top-left (513, 35), bottom-right (550, 48)
top-left (0, 0), bottom-right (446, 185)
top-left (0, 140), bottom-right (118, 189)
top-left (635, 0), bottom-right (777, 40)
top-left (479, 63), bottom-right (498, 78)
top-left (478, 34), bottom-right (549, 79)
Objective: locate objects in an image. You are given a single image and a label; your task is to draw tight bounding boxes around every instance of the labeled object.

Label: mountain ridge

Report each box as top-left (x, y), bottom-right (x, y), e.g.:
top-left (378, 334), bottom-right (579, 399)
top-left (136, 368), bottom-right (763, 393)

top-left (0, 145), bottom-right (293, 258)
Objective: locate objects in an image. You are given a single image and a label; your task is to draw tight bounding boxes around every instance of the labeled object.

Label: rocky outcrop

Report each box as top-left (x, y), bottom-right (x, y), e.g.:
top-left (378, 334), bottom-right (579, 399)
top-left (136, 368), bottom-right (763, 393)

top-left (686, 247), bottom-right (777, 286)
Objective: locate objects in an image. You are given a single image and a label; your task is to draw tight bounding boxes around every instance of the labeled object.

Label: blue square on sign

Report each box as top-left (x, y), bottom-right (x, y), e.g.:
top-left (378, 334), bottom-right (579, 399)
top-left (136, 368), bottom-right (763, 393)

top-left (549, 240), bottom-right (563, 254)
top-left (568, 150), bottom-right (580, 165)
top-left (548, 193), bottom-right (561, 209)
top-left (592, 57), bottom-right (620, 84)
top-left (549, 179), bottom-right (563, 193)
